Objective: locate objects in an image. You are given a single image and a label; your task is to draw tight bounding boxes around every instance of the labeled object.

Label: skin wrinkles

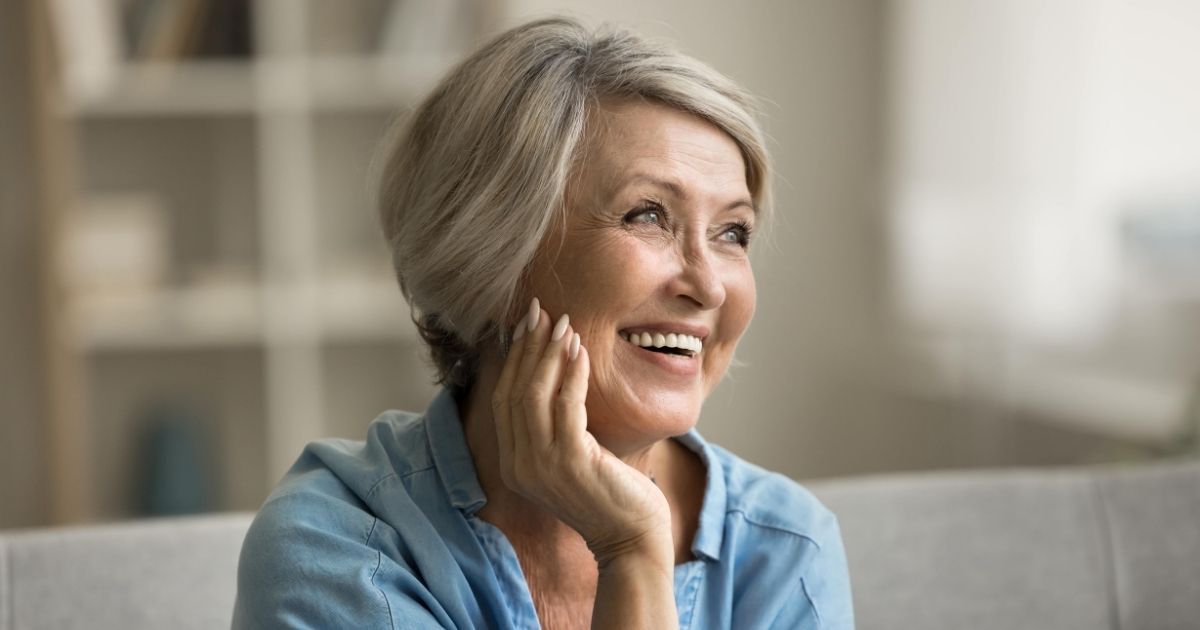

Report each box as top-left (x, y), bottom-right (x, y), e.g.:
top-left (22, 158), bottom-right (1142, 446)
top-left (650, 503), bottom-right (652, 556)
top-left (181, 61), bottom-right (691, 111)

top-left (461, 98), bottom-right (756, 628)
top-left (526, 99), bottom-right (757, 459)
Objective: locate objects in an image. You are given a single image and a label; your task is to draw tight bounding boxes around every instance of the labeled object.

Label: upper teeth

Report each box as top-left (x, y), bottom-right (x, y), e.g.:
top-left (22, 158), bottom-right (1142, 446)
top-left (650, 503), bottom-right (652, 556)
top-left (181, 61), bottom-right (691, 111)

top-left (621, 331), bottom-right (703, 353)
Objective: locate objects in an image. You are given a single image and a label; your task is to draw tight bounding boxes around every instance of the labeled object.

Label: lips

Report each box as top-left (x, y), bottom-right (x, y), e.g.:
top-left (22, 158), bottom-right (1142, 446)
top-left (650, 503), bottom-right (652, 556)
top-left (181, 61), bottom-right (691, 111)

top-left (617, 320), bottom-right (710, 370)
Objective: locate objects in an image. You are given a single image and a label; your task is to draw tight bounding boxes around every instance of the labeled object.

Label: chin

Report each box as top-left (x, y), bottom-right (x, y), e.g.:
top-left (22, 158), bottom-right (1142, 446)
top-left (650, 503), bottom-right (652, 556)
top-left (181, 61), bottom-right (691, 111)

top-left (585, 386), bottom-right (702, 452)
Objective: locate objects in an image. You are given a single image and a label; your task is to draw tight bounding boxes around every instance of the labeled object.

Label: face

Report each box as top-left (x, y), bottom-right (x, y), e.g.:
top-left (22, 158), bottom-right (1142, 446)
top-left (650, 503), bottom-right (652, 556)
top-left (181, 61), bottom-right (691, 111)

top-left (525, 99), bottom-right (757, 451)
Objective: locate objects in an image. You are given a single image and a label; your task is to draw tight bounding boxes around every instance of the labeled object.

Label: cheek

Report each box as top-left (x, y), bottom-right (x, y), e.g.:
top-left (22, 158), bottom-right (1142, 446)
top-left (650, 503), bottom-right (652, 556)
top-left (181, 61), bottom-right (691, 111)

top-left (531, 235), bottom-right (652, 353)
top-left (703, 265), bottom-right (755, 385)
top-left (726, 263), bottom-right (757, 335)
top-left (565, 235), bottom-right (658, 307)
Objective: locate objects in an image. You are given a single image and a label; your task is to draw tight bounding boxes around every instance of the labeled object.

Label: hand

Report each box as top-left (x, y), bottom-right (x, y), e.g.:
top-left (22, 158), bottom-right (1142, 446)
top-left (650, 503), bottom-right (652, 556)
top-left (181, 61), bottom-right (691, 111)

top-left (491, 297), bottom-right (673, 565)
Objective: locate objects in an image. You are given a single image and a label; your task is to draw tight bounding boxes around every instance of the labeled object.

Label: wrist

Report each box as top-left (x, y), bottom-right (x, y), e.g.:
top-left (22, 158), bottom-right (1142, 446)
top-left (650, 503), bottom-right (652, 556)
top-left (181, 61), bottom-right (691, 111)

top-left (591, 533), bottom-right (679, 630)
top-left (592, 528), bottom-right (674, 573)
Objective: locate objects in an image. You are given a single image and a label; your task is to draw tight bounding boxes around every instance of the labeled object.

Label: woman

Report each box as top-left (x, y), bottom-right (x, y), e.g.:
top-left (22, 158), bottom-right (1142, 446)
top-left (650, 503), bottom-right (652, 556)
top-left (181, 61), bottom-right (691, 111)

top-left (234, 17), bottom-right (854, 629)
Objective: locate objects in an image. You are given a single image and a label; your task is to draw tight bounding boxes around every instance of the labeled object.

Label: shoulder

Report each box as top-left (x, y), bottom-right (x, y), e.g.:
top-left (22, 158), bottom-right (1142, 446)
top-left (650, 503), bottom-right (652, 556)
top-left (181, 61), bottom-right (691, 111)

top-left (708, 441), bottom-right (841, 550)
top-left (702, 441), bottom-right (855, 629)
top-left (233, 410), bottom-right (443, 627)
top-left (259, 409), bottom-right (439, 514)
top-left (242, 409), bottom-right (432, 542)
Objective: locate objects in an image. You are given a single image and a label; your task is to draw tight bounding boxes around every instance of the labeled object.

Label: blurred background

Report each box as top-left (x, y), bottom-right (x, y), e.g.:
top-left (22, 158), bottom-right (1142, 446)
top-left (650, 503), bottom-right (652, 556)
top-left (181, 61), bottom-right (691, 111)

top-left (2, 0), bottom-right (1198, 529)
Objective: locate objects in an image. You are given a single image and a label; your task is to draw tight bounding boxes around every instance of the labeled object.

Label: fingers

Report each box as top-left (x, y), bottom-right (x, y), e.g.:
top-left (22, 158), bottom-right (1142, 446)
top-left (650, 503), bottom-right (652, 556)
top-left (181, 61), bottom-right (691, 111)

top-left (555, 339), bottom-right (588, 450)
top-left (495, 296), bottom-right (587, 496)
top-left (491, 310), bottom-right (527, 477)
top-left (526, 313), bottom-right (575, 446)
top-left (512, 298), bottom-right (548, 403)
top-left (509, 297), bottom-right (546, 455)
top-left (492, 297), bottom-right (540, 480)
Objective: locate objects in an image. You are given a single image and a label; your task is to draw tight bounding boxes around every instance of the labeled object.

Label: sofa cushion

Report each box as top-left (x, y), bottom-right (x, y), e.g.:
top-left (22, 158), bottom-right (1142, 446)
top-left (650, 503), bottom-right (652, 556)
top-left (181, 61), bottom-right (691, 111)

top-left (1098, 459), bottom-right (1200, 630)
top-left (0, 530), bottom-right (8, 630)
top-left (809, 468), bottom-right (1115, 630)
top-left (2, 460), bottom-right (1195, 630)
top-left (1, 512), bottom-right (252, 630)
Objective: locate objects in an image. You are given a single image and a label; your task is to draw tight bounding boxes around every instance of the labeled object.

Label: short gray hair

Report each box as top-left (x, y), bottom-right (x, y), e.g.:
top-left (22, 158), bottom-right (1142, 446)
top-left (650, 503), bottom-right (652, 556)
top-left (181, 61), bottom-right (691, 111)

top-left (376, 16), bottom-right (771, 392)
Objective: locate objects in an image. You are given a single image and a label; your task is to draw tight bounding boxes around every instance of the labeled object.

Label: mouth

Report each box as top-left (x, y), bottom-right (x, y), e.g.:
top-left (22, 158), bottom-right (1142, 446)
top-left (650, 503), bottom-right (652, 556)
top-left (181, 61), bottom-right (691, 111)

top-left (618, 330), bottom-right (703, 358)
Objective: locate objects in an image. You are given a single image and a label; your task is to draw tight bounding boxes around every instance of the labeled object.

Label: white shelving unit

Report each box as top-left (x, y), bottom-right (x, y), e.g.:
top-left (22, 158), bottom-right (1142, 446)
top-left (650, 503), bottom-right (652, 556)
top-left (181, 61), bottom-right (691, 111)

top-left (54, 0), bottom-right (486, 519)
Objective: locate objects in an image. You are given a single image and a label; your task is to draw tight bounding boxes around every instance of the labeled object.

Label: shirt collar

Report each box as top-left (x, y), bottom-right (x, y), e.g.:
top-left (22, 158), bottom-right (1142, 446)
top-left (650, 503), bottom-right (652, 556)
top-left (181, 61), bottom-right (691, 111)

top-left (675, 429), bottom-right (728, 562)
top-left (424, 388), bottom-right (488, 515)
top-left (423, 387), bottom-right (728, 560)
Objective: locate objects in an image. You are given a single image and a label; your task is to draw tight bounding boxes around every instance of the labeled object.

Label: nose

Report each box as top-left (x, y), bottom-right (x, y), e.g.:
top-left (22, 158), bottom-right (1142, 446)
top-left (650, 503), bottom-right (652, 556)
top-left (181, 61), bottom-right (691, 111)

top-left (670, 242), bottom-right (726, 310)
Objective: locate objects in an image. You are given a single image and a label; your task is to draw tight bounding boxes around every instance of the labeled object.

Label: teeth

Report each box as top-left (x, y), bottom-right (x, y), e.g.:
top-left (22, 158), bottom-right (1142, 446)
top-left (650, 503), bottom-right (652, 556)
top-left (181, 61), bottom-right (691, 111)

top-left (620, 330), bottom-right (703, 353)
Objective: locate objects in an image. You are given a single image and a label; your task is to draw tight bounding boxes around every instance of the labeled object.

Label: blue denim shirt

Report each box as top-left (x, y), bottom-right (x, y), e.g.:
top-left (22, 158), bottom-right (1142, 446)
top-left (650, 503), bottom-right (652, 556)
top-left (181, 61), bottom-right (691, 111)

top-left (233, 389), bottom-right (854, 628)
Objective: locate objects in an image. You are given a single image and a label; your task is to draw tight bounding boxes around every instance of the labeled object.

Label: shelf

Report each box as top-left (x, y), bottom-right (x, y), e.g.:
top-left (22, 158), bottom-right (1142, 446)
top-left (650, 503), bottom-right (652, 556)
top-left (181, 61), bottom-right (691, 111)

top-left (308, 54), bottom-right (458, 111)
top-left (43, 0), bottom-right (490, 523)
top-left (61, 55), bottom-right (459, 117)
top-left (317, 274), bottom-right (417, 341)
top-left (71, 282), bottom-right (260, 350)
top-left (61, 61), bottom-right (258, 117)
top-left (71, 277), bottom-right (415, 351)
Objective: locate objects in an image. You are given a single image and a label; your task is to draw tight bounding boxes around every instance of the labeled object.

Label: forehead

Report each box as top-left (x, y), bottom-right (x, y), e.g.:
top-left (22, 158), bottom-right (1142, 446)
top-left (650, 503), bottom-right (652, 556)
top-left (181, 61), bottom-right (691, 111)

top-left (575, 99), bottom-right (751, 207)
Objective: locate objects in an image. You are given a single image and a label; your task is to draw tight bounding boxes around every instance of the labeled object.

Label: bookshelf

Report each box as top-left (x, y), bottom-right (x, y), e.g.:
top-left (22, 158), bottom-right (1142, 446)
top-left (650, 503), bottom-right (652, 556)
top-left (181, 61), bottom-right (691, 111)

top-left (49, 0), bottom-right (491, 521)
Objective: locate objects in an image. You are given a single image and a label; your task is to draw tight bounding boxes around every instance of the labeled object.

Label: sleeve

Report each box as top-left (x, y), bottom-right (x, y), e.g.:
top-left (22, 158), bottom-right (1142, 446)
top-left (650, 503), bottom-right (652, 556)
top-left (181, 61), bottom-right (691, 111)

top-left (231, 492), bottom-right (453, 629)
top-left (770, 514), bottom-right (855, 630)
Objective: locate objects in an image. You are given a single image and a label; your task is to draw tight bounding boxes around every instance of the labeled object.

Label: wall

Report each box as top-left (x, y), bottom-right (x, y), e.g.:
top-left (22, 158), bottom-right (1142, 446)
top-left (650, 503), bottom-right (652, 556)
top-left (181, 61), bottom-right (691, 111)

top-left (0, 0), bottom-right (49, 528)
top-left (886, 0), bottom-right (1200, 446)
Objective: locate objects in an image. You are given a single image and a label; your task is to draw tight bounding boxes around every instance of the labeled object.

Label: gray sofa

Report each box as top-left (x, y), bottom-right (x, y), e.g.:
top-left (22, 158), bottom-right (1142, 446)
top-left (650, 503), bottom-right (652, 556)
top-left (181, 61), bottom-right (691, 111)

top-left (1, 457), bottom-right (1196, 629)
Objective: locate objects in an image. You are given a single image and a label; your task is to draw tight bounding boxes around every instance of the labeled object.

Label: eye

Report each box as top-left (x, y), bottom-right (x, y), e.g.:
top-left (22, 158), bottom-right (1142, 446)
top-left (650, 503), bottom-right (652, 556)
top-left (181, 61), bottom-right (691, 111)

top-left (718, 221), bottom-right (753, 248)
top-left (623, 201), bottom-right (667, 227)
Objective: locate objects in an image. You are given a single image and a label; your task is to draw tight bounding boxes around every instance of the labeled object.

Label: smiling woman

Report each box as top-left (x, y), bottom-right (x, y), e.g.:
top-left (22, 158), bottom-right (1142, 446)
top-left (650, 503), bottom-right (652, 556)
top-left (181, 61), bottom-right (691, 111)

top-left (519, 99), bottom-right (759, 453)
top-left (233, 17), bottom-right (854, 630)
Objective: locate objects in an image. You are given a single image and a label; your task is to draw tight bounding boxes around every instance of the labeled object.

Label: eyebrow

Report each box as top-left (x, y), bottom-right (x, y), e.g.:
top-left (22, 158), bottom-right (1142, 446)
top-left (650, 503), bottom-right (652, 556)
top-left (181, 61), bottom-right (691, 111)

top-left (618, 173), bottom-right (757, 215)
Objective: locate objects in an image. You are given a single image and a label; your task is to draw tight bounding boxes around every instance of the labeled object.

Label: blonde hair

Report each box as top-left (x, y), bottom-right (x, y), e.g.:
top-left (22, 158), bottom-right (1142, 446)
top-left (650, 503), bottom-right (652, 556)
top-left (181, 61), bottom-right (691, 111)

top-left (376, 16), bottom-right (771, 391)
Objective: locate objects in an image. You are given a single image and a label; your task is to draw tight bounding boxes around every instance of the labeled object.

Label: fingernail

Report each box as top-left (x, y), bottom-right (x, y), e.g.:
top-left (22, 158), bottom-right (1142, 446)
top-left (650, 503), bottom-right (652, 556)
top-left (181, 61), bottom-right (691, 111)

top-left (551, 313), bottom-right (570, 341)
top-left (513, 323), bottom-right (526, 342)
top-left (526, 297), bottom-right (540, 332)
top-left (569, 332), bottom-right (581, 360)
